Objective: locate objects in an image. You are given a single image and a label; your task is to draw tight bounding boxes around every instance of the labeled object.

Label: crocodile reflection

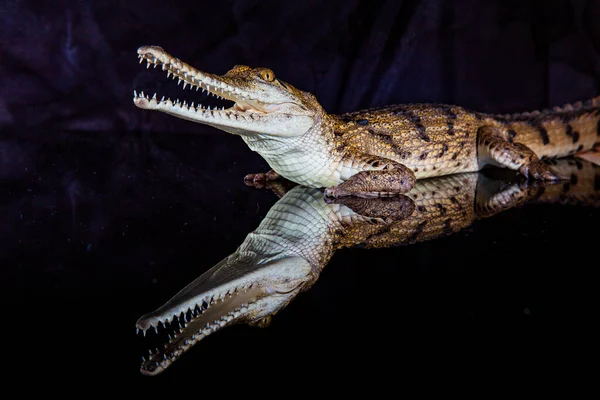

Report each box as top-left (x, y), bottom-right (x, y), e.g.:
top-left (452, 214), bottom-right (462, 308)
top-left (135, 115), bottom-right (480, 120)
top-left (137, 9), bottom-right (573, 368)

top-left (136, 159), bottom-right (599, 375)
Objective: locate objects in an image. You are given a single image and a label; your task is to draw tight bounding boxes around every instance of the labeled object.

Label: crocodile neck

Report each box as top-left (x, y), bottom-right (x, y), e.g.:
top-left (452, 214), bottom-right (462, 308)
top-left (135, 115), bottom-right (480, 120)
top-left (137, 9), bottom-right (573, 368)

top-left (241, 114), bottom-right (342, 187)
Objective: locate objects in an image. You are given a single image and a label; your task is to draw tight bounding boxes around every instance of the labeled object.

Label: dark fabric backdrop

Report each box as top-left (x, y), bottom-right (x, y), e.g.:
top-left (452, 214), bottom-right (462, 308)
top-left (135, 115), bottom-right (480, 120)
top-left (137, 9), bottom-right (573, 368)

top-left (2, 0), bottom-right (600, 133)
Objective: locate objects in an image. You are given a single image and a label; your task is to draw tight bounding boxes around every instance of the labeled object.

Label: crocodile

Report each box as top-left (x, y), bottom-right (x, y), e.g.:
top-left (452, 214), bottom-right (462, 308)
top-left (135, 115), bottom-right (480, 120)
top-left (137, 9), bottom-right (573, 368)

top-left (135, 158), bottom-right (600, 375)
top-left (133, 45), bottom-right (600, 197)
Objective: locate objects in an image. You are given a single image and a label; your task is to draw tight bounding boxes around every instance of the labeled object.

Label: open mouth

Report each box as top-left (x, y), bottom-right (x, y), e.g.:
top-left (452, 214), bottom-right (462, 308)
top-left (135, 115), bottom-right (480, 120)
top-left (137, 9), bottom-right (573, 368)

top-left (135, 282), bottom-right (266, 376)
top-left (133, 46), bottom-right (271, 118)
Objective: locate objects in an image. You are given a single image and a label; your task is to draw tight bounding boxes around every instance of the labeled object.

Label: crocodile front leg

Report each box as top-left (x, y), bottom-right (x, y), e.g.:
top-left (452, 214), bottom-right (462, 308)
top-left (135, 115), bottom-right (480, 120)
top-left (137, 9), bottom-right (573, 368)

top-left (477, 126), bottom-right (564, 181)
top-left (324, 156), bottom-right (415, 198)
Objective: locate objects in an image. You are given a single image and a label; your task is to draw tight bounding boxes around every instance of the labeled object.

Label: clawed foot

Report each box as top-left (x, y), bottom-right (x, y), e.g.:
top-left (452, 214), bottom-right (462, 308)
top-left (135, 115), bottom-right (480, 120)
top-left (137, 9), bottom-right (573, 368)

top-left (244, 170), bottom-right (295, 198)
top-left (519, 161), bottom-right (566, 182)
top-left (243, 170), bottom-right (281, 189)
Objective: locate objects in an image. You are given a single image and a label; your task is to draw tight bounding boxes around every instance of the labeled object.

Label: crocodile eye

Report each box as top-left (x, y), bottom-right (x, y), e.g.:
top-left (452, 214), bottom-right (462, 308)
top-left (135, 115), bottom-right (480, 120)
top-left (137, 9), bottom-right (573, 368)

top-left (259, 69), bottom-right (275, 82)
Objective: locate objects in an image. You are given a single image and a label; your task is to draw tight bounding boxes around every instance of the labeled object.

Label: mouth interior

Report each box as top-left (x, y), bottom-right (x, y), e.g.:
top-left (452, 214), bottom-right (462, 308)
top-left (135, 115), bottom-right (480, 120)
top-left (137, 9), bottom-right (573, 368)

top-left (136, 283), bottom-right (266, 376)
top-left (134, 49), bottom-right (267, 115)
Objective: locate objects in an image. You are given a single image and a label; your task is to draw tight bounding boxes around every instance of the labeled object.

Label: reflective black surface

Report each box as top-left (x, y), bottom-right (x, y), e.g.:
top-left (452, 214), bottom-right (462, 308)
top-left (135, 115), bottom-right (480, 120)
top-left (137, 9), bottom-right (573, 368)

top-left (2, 127), bottom-right (598, 390)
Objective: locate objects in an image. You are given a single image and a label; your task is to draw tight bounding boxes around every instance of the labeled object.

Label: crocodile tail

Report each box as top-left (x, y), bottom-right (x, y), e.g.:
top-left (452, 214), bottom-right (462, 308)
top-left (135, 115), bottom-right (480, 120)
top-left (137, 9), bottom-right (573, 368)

top-left (491, 97), bottom-right (600, 161)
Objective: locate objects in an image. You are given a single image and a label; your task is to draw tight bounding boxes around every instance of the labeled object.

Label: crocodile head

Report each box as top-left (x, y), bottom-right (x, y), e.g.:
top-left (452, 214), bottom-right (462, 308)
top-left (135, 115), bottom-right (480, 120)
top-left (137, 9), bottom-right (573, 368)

top-left (136, 249), bottom-right (315, 376)
top-left (133, 45), bottom-right (322, 137)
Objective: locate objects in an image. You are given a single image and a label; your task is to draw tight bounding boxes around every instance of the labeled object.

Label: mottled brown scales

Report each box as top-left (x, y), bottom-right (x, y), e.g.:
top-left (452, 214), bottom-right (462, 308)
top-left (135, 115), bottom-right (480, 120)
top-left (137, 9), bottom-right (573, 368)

top-left (323, 99), bottom-right (600, 196)
top-left (331, 105), bottom-right (481, 189)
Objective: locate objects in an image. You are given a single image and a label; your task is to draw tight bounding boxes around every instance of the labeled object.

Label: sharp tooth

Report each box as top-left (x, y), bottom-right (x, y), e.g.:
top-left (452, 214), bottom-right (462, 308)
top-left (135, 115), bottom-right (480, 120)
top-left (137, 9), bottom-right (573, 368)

top-left (162, 64), bottom-right (167, 70)
top-left (142, 356), bottom-right (146, 362)
top-left (143, 330), bottom-right (146, 337)
top-left (161, 96), bottom-right (165, 102)
top-left (133, 90), bottom-right (137, 98)
top-left (167, 71), bottom-right (171, 78)
top-left (183, 82), bottom-right (187, 90)
top-left (152, 93), bottom-right (157, 100)
top-left (178, 78), bottom-right (182, 85)
top-left (139, 57), bottom-right (144, 64)
top-left (149, 349), bottom-right (152, 355)
top-left (136, 327), bottom-right (139, 334)
top-left (196, 86), bottom-right (199, 91)
top-left (146, 61), bottom-right (150, 69)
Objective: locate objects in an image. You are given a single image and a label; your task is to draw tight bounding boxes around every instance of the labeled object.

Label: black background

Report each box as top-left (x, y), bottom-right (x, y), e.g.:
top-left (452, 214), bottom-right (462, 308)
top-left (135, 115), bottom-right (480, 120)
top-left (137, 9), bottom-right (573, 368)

top-left (1, 0), bottom-right (599, 393)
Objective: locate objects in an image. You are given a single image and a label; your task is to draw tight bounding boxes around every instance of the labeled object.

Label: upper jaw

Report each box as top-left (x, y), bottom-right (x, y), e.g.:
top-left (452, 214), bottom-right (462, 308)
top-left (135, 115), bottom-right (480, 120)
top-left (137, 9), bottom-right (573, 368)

top-left (135, 45), bottom-right (262, 106)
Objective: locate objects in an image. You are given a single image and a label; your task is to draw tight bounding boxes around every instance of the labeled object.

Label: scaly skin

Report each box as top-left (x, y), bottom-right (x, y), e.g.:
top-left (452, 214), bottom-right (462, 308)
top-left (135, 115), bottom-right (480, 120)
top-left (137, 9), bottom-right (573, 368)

top-left (135, 159), bottom-right (600, 375)
top-left (134, 45), bottom-right (600, 197)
